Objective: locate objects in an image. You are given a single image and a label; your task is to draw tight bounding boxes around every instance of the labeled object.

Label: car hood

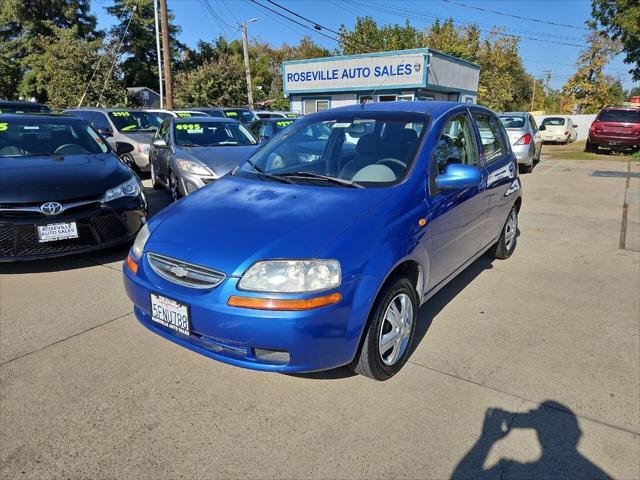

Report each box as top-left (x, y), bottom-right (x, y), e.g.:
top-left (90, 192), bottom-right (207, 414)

top-left (0, 153), bottom-right (132, 203)
top-left (175, 145), bottom-right (259, 176)
top-left (146, 174), bottom-right (392, 276)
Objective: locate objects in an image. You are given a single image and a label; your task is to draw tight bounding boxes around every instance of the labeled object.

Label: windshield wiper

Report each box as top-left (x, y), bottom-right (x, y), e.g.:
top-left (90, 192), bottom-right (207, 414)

top-left (246, 160), bottom-right (294, 184)
top-left (280, 171), bottom-right (364, 188)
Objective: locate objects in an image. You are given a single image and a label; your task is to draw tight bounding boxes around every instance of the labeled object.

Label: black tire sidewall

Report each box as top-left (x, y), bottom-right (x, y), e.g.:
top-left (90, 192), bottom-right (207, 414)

top-left (360, 277), bottom-right (419, 380)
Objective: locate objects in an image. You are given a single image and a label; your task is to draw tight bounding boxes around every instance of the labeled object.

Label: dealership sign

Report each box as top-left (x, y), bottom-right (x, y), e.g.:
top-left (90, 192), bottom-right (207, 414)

top-left (282, 51), bottom-right (428, 94)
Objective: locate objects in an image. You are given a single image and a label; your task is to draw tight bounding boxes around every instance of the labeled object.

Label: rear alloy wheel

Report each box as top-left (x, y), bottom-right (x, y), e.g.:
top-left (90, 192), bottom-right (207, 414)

top-left (350, 277), bottom-right (418, 381)
top-left (585, 140), bottom-right (598, 153)
top-left (488, 206), bottom-right (518, 260)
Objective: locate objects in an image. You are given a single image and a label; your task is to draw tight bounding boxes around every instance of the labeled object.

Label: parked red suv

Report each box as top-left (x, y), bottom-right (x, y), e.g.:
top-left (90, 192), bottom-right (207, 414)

top-left (586, 106), bottom-right (640, 153)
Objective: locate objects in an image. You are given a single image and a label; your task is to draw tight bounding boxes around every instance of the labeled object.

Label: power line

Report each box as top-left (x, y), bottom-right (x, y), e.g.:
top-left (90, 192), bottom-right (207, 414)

top-left (440, 0), bottom-right (590, 31)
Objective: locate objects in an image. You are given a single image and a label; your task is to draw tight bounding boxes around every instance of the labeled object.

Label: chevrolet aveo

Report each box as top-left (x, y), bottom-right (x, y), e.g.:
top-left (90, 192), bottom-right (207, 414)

top-left (123, 102), bottom-right (522, 381)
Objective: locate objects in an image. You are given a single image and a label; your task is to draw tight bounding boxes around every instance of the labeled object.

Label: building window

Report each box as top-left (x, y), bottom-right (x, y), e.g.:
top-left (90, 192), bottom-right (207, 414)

top-left (303, 98), bottom-right (330, 114)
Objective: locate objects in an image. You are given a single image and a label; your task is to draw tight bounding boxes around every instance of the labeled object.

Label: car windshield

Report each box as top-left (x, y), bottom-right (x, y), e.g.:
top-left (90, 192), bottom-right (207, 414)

top-left (542, 117), bottom-right (566, 126)
top-left (222, 109), bottom-right (257, 123)
top-left (237, 112), bottom-right (427, 188)
top-left (0, 118), bottom-right (110, 157)
top-left (108, 110), bottom-right (162, 132)
top-left (499, 116), bottom-right (525, 129)
top-left (150, 111), bottom-right (172, 120)
top-left (0, 103), bottom-right (51, 114)
top-left (173, 121), bottom-right (257, 147)
top-left (597, 109), bottom-right (640, 123)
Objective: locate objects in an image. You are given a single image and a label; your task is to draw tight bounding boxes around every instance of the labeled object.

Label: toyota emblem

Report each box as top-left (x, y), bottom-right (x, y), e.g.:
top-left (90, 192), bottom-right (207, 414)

top-left (40, 202), bottom-right (64, 216)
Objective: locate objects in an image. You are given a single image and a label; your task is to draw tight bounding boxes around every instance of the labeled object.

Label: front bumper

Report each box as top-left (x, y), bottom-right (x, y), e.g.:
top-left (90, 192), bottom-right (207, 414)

top-left (123, 254), bottom-right (379, 372)
top-left (511, 144), bottom-right (534, 165)
top-left (0, 196), bottom-right (147, 261)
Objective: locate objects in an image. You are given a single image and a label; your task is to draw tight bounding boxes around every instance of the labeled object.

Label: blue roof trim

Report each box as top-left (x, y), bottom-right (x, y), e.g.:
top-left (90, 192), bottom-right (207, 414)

top-left (282, 48), bottom-right (431, 67)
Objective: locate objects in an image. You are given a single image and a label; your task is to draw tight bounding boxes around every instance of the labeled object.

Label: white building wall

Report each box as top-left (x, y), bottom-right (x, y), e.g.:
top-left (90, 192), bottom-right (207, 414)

top-left (289, 93), bottom-right (358, 114)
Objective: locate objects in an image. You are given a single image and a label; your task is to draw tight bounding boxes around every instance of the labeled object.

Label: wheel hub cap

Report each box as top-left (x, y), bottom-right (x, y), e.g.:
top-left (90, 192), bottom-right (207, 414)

top-left (379, 293), bottom-right (414, 366)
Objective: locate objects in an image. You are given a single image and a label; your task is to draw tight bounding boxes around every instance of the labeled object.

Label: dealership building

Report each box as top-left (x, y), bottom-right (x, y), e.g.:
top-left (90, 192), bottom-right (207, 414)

top-left (282, 48), bottom-right (480, 115)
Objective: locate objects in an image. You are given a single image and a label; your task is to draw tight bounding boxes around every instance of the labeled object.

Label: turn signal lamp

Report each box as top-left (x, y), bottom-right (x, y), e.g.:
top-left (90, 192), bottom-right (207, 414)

top-left (227, 292), bottom-right (341, 311)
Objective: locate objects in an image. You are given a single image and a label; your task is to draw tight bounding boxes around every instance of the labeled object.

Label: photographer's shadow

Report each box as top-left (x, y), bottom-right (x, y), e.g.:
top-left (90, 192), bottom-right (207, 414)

top-left (451, 401), bottom-right (612, 480)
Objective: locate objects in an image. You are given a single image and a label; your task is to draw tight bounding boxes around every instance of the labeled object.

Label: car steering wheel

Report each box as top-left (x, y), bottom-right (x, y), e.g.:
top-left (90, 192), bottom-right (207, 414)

top-left (53, 144), bottom-right (89, 155)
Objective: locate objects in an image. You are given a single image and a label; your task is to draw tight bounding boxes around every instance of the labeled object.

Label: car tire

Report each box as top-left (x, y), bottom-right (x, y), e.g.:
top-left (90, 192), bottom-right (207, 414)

top-left (585, 140), bottom-right (598, 153)
top-left (350, 276), bottom-right (418, 381)
top-left (488, 206), bottom-right (518, 260)
top-left (169, 171), bottom-right (181, 202)
top-left (150, 161), bottom-right (162, 190)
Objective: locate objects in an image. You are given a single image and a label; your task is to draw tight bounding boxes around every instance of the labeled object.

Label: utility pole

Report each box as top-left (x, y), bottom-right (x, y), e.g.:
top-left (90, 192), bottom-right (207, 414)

top-left (159, 0), bottom-right (173, 109)
top-left (153, 0), bottom-right (164, 108)
top-left (241, 19), bottom-right (257, 109)
top-left (542, 70), bottom-right (552, 96)
top-left (530, 78), bottom-right (536, 112)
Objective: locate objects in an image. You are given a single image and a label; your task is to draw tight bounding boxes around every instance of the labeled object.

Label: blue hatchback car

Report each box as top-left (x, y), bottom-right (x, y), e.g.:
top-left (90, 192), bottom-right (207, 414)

top-left (123, 101), bottom-right (522, 380)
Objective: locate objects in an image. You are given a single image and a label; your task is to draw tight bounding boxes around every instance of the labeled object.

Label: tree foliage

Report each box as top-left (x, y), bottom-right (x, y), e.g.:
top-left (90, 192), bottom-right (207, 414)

top-left (106, 0), bottom-right (184, 90)
top-left (17, 26), bottom-right (130, 108)
top-left (591, 0), bottom-right (640, 81)
top-left (560, 32), bottom-right (622, 113)
top-left (0, 0), bottom-right (98, 99)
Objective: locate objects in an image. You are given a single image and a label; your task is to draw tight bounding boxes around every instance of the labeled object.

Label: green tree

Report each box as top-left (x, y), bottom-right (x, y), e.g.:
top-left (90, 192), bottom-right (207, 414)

top-left (607, 78), bottom-right (627, 104)
top-left (338, 17), bottom-right (420, 55)
top-left (106, 0), bottom-right (184, 90)
top-left (0, 0), bottom-right (98, 98)
top-left (561, 32), bottom-right (621, 113)
top-left (591, 0), bottom-right (640, 81)
top-left (421, 18), bottom-right (481, 62)
top-left (17, 26), bottom-right (129, 108)
top-left (173, 55), bottom-right (247, 107)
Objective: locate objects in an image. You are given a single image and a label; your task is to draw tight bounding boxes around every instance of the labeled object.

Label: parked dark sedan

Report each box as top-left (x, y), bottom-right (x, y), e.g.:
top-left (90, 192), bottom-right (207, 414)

top-left (149, 117), bottom-right (259, 201)
top-left (0, 114), bottom-right (148, 261)
top-left (0, 100), bottom-right (51, 114)
top-left (189, 107), bottom-right (259, 126)
top-left (249, 117), bottom-right (297, 142)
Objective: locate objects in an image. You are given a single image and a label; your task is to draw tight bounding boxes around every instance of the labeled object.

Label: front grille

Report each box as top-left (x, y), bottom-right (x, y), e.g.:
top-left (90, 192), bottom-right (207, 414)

top-left (147, 252), bottom-right (225, 289)
top-left (0, 212), bottom-right (130, 258)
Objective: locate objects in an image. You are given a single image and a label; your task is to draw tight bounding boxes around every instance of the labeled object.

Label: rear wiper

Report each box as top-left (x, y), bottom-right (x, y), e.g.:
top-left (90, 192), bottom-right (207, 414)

top-left (280, 171), bottom-right (364, 188)
top-left (246, 160), bottom-right (294, 184)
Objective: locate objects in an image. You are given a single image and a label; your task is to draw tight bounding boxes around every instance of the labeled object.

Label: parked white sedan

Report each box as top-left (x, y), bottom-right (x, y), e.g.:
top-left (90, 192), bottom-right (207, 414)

top-left (539, 116), bottom-right (578, 144)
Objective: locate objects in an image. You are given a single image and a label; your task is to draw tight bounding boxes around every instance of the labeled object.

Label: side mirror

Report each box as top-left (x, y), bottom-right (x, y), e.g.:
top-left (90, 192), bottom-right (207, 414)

top-left (436, 163), bottom-right (482, 190)
top-left (539, 125), bottom-right (546, 131)
top-left (98, 128), bottom-right (113, 137)
top-left (115, 142), bottom-right (134, 155)
top-left (152, 138), bottom-right (167, 148)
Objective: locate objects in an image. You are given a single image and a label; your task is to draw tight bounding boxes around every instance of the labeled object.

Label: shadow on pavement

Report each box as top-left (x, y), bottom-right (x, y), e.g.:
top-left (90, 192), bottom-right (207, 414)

top-left (451, 401), bottom-right (613, 480)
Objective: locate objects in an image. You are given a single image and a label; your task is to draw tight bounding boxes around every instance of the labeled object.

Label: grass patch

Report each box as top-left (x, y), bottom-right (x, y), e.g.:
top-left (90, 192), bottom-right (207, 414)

top-left (542, 140), bottom-right (636, 162)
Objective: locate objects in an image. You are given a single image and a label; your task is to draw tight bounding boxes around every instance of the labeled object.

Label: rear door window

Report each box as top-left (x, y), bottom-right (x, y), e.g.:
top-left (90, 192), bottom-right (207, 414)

top-left (92, 112), bottom-right (111, 131)
top-left (473, 113), bottom-right (507, 164)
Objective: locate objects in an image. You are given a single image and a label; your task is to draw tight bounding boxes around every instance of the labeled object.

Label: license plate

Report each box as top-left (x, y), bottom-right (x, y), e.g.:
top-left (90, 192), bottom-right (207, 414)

top-left (37, 222), bottom-right (78, 242)
top-left (150, 293), bottom-right (191, 335)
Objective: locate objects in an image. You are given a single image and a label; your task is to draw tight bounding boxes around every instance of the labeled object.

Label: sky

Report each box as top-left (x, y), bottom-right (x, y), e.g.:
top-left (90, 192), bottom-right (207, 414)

top-left (93, 0), bottom-right (638, 92)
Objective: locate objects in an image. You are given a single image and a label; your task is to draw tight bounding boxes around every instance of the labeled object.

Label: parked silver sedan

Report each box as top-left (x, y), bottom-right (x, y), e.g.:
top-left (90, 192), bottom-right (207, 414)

top-left (149, 117), bottom-right (259, 201)
top-left (498, 112), bottom-right (542, 173)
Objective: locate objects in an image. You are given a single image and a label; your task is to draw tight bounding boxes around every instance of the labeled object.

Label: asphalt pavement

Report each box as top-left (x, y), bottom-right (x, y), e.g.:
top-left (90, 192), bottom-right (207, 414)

top-left (1, 157), bottom-right (639, 479)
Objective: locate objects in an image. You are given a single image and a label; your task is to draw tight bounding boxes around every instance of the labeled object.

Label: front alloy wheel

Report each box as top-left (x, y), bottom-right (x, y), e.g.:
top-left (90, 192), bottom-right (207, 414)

top-left (350, 276), bottom-right (418, 381)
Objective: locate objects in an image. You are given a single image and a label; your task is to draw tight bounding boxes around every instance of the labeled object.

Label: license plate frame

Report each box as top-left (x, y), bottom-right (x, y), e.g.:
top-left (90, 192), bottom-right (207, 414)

top-left (150, 293), bottom-right (191, 336)
top-left (36, 222), bottom-right (79, 242)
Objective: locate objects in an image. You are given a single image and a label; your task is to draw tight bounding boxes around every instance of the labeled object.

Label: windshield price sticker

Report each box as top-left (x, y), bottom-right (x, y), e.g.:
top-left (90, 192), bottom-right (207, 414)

top-left (225, 111), bottom-right (238, 117)
top-left (286, 114), bottom-right (298, 118)
top-left (177, 112), bottom-right (192, 117)
top-left (276, 120), bottom-right (294, 127)
top-left (0, 122), bottom-right (7, 132)
top-left (112, 111), bottom-right (130, 117)
top-left (176, 123), bottom-right (201, 131)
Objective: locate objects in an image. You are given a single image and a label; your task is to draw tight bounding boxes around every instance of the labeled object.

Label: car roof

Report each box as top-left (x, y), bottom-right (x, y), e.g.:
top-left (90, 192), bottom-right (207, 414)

top-left (172, 116), bottom-right (236, 123)
top-left (0, 100), bottom-right (48, 107)
top-left (499, 112), bottom-right (527, 116)
top-left (322, 101), bottom-right (495, 120)
top-left (0, 113), bottom-right (81, 121)
top-left (600, 106), bottom-right (639, 111)
top-left (256, 117), bottom-right (298, 123)
top-left (65, 107), bottom-right (140, 112)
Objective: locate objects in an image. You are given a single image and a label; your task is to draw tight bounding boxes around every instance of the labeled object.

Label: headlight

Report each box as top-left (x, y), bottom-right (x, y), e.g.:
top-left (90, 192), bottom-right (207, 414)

top-left (239, 260), bottom-right (341, 293)
top-left (103, 177), bottom-right (141, 202)
top-left (130, 223), bottom-right (151, 261)
top-left (137, 144), bottom-right (150, 154)
top-left (177, 159), bottom-right (213, 176)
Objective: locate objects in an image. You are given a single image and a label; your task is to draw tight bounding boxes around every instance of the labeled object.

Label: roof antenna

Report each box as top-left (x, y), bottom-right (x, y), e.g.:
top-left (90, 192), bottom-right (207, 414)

top-left (361, 56), bottom-right (409, 109)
